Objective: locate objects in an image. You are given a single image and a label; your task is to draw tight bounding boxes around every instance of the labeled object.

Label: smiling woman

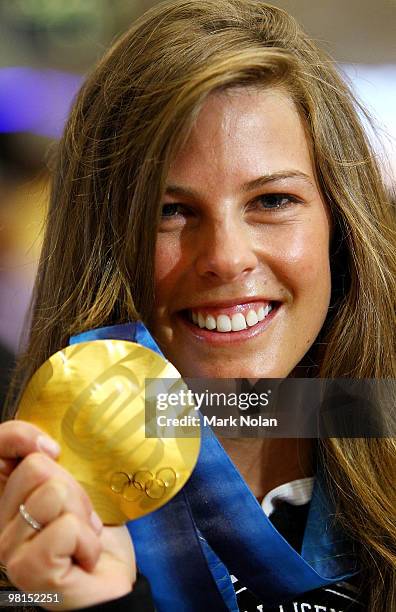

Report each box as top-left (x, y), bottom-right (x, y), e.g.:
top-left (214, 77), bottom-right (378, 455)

top-left (0, 1), bottom-right (395, 611)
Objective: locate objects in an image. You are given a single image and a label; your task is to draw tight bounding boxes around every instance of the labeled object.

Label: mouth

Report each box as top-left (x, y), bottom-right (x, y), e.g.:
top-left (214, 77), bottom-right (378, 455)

top-left (177, 300), bottom-right (281, 343)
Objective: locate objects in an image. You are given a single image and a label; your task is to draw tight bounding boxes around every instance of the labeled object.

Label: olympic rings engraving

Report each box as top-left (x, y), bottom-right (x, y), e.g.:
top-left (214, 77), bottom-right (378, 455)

top-left (109, 467), bottom-right (177, 500)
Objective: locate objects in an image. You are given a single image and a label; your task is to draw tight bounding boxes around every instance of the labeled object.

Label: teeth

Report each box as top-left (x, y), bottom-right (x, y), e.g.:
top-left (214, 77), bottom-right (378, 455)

top-left (217, 314), bottom-right (232, 332)
top-left (246, 310), bottom-right (258, 327)
top-left (205, 315), bottom-right (216, 330)
top-left (231, 313), bottom-right (247, 331)
top-left (257, 306), bottom-right (265, 321)
top-left (190, 303), bottom-right (274, 332)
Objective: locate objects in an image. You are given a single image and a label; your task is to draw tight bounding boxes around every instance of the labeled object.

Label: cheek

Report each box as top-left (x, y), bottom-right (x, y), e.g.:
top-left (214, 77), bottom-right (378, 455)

top-left (155, 236), bottom-right (175, 282)
top-left (154, 235), bottom-right (186, 310)
top-left (272, 220), bottom-right (331, 299)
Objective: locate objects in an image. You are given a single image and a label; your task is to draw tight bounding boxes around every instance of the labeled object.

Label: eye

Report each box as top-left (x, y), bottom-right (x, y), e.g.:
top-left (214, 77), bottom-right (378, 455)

top-left (158, 203), bottom-right (196, 231)
top-left (251, 193), bottom-right (302, 210)
top-left (160, 203), bottom-right (188, 218)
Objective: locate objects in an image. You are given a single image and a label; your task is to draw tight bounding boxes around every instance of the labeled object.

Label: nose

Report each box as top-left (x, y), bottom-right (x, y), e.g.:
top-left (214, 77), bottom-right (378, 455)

top-left (194, 217), bottom-right (259, 282)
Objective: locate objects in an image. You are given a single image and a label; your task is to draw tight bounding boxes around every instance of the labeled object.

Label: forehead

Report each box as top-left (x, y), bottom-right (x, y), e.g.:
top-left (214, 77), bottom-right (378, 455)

top-left (168, 87), bottom-right (315, 186)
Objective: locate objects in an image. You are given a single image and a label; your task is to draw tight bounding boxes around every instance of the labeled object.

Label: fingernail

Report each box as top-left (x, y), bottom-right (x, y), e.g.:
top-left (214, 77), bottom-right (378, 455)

top-left (37, 435), bottom-right (61, 458)
top-left (90, 510), bottom-right (103, 533)
top-left (0, 458), bottom-right (9, 474)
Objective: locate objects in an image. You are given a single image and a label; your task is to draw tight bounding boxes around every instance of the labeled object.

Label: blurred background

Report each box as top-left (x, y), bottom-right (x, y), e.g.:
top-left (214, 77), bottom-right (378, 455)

top-left (0, 0), bottom-right (395, 405)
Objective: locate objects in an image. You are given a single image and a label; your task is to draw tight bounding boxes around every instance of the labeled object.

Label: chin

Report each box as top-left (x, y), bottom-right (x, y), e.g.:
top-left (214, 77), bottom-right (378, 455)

top-left (172, 358), bottom-right (291, 379)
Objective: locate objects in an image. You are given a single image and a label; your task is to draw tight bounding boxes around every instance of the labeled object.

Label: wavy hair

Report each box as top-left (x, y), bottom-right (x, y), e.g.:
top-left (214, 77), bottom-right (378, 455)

top-left (3, 1), bottom-right (395, 609)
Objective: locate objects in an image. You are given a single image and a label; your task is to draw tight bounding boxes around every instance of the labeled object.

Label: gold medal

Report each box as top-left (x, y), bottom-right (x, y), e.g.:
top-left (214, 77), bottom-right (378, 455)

top-left (16, 340), bottom-right (200, 525)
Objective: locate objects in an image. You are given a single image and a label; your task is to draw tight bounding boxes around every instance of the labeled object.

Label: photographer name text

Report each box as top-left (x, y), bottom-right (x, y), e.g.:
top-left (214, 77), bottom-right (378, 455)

top-left (156, 414), bottom-right (278, 428)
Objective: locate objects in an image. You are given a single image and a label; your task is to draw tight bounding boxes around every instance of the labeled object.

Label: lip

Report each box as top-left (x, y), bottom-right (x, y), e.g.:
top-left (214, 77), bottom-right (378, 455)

top-left (177, 302), bottom-right (281, 345)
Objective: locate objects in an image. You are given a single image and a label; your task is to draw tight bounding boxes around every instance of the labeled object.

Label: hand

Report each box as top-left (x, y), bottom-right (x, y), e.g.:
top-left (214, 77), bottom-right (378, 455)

top-left (0, 420), bottom-right (136, 610)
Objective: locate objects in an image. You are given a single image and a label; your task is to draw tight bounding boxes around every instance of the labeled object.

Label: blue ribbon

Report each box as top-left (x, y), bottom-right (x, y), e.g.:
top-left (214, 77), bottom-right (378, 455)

top-left (70, 322), bottom-right (359, 611)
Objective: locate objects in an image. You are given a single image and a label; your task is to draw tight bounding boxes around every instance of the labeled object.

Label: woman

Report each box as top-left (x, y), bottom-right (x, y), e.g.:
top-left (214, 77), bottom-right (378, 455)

top-left (0, 0), bottom-right (395, 610)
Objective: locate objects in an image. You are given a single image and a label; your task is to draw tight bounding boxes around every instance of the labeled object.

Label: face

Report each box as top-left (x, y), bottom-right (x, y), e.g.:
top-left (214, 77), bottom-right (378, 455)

top-left (151, 88), bottom-right (331, 378)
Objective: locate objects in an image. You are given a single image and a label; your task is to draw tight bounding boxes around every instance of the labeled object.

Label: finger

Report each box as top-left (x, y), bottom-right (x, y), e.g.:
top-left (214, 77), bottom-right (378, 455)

top-left (0, 453), bottom-right (94, 529)
top-left (0, 458), bottom-right (18, 478)
top-left (0, 459), bottom-right (20, 496)
top-left (6, 513), bottom-right (102, 592)
top-left (0, 479), bottom-right (102, 565)
top-left (0, 420), bottom-right (60, 460)
top-left (0, 421), bottom-right (60, 498)
top-left (0, 459), bottom-right (18, 493)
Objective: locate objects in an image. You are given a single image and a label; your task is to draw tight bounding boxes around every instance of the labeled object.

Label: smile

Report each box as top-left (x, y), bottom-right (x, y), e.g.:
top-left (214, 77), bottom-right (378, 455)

top-left (189, 302), bottom-right (274, 332)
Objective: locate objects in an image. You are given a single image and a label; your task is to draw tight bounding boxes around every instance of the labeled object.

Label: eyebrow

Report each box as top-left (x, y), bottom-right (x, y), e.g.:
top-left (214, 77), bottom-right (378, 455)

top-left (165, 171), bottom-right (315, 199)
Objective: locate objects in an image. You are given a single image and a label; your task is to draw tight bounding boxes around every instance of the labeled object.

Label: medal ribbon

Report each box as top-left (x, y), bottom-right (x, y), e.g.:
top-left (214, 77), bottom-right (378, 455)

top-left (70, 322), bottom-right (359, 611)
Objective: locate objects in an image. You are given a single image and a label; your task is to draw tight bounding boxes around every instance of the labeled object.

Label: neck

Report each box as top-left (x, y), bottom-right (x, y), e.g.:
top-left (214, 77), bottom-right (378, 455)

top-left (218, 437), bottom-right (315, 500)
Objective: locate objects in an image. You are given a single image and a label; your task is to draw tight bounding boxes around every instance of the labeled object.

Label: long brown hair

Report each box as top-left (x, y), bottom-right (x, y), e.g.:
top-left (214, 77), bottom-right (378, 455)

top-left (4, 1), bottom-right (396, 609)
